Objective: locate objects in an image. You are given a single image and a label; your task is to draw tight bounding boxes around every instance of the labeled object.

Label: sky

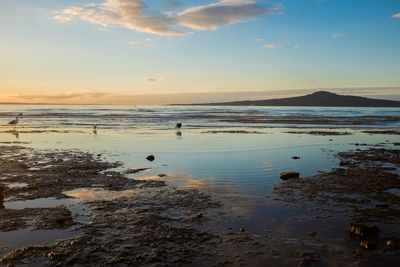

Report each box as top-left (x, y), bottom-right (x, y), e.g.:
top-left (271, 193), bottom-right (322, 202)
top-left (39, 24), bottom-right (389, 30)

top-left (0, 0), bottom-right (400, 104)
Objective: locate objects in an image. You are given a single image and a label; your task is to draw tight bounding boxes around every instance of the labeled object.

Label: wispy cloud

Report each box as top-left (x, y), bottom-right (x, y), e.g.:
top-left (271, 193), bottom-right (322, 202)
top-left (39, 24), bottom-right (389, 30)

top-left (263, 43), bottom-right (277, 49)
top-left (144, 74), bottom-right (167, 82)
top-left (15, 91), bottom-right (110, 101)
top-left (54, 0), bottom-right (282, 36)
top-left (177, 0), bottom-right (282, 31)
top-left (331, 33), bottom-right (347, 38)
top-left (393, 13), bottom-right (400, 19)
top-left (129, 38), bottom-right (154, 47)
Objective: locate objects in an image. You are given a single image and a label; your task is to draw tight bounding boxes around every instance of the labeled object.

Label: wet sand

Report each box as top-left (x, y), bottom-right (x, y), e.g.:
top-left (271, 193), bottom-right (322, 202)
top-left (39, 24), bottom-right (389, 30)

top-left (0, 142), bottom-right (399, 266)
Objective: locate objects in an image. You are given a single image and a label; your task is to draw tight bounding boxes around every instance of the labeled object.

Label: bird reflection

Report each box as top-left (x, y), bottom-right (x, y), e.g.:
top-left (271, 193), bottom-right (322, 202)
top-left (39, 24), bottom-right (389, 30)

top-left (11, 130), bottom-right (19, 139)
top-left (176, 130), bottom-right (182, 138)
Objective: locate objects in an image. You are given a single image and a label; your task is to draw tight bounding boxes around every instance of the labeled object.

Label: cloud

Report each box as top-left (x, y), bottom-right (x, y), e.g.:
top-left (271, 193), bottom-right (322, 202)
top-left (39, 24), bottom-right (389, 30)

top-left (144, 75), bottom-right (167, 82)
top-left (54, 0), bottom-right (186, 36)
top-left (54, 0), bottom-right (282, 36)
top-left (129, 38), bottom-right (154, 47)
top-left (331, 33), bottom-right (346, 38)
top-left (263, 43), bottom-right (277, 49)
top-left (15, 92), bottom-right (111, 101)
top-left (177, 0), bottom-right (282, 31)
top-left (393, 13), bottom-right (400, 19)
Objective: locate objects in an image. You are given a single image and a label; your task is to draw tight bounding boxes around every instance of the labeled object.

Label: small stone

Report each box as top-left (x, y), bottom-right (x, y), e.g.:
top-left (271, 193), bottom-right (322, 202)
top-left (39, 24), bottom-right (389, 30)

top-left (359, 241), bottom-right (376, 250)
top-left (339, 159), bottom-right (351, 166)
top-left (158, 174), bottom-right (167, 177)
top-left (348, 223), bottom-right (379, 237)
top-left (306, 231), bottom-right (317, 237)
top-left (146, 155), bottom-right (155, 161)
top-left (292, 156), bottom-right (300, 160)
top-left (47, 251), bottom-right (56, 260)
top-left (280, 172), bottom-right (300, 180)
top-left (386, 239), bottom-right (395, 248)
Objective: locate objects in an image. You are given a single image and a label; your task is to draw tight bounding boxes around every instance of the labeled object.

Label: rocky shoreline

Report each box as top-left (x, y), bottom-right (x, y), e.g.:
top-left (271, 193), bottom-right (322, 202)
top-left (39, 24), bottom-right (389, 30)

top-left (0, 144), bottom-right (399, 266)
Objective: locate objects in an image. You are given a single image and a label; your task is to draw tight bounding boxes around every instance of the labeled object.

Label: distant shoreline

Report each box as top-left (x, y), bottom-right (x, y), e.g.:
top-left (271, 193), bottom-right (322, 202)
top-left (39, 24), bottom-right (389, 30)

top-left (173, 91), bottom-right (400, 108)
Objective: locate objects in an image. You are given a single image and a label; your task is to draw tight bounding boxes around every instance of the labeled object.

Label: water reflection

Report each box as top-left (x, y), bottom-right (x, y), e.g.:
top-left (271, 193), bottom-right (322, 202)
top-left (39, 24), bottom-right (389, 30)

top-left (10, 130), bottom-right (19, 139)
top-left (64, 188), bottom-right (138, 201)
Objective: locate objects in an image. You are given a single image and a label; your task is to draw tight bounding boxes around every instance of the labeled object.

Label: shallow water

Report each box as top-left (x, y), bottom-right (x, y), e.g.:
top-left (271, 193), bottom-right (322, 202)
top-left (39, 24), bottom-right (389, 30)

top-left (0, 105), bottom-right (398, 199)
top-left (0, 105), bottom-right (398, 252)
top-left (1, 105), bottom-right (399, 129)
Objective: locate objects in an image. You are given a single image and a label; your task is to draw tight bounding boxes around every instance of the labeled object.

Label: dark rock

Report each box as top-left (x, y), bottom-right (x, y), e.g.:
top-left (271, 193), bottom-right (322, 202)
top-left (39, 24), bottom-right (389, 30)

top-left (158, 174), bottom-right (167, 177)
top-left (348, 223), bottom-right (379, 238)
top-left (239, 228), bottom-right (245, 232)
top-left (306, 231), bottom-right (317, 237)
top-left (125, 168), bottom-right (151, 174)
top-left (146, 155), bottom-right (155, 161)
top-left (176, 122), bottom-right (182, 128)
top-left (292, 156), bottom-right (300, 160)
top-left (339, 159), bottom-right (351, 166)
top-left (280, 172), bottom-right (300, 180)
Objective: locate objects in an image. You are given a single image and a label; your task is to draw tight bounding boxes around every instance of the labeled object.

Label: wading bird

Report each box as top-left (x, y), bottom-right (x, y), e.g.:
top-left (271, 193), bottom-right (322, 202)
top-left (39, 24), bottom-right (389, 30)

top-left (8, 117), bottom-right (18, 125)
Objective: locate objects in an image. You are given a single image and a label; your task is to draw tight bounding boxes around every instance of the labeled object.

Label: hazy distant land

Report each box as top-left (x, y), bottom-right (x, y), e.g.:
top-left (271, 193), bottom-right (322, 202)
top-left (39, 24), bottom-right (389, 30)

top-left (178, 91), bottom-right (400, 107)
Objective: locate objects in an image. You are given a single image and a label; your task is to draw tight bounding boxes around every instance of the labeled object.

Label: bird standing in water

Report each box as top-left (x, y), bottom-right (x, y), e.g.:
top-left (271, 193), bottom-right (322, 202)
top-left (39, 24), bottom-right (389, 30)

top-left (8, 117), bottom-right (18, 125)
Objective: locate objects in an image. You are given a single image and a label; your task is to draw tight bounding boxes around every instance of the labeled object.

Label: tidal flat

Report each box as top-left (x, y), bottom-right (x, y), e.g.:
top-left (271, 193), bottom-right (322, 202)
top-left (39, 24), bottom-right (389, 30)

top-left (0, 143), bottom-right (399, 266)
top-left (0, 105), bottom-right (399, 266)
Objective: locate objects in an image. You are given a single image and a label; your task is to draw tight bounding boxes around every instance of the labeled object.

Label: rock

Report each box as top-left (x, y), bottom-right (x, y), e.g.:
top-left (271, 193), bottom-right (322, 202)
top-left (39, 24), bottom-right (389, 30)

top-left (359, 241), bottom-right (376, 250)
top-left (386, 239), bottom-right (396, 249)
top-left (280, 172), bottom-right (300, 180)
top-left (329, 139), bottom-right (333, 141)
top-left (158, 174), bottom-right (167, 177)
top-left (348, 223), bottom-right (379, 238)
top-left (125, 168), bottom-right (151, 174)
top-left (306, 231), bottom-right (317, 237)
top-left (176, 122), bottom-right (182, 128)
top-left (292, 156), bottom-right (300, 160)
top-left (339, 159), bottom-right (351, 166)
top-left (146, 155), bottom-right (155, 161)
top-left (298, 251), bottom-right (319, 265)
